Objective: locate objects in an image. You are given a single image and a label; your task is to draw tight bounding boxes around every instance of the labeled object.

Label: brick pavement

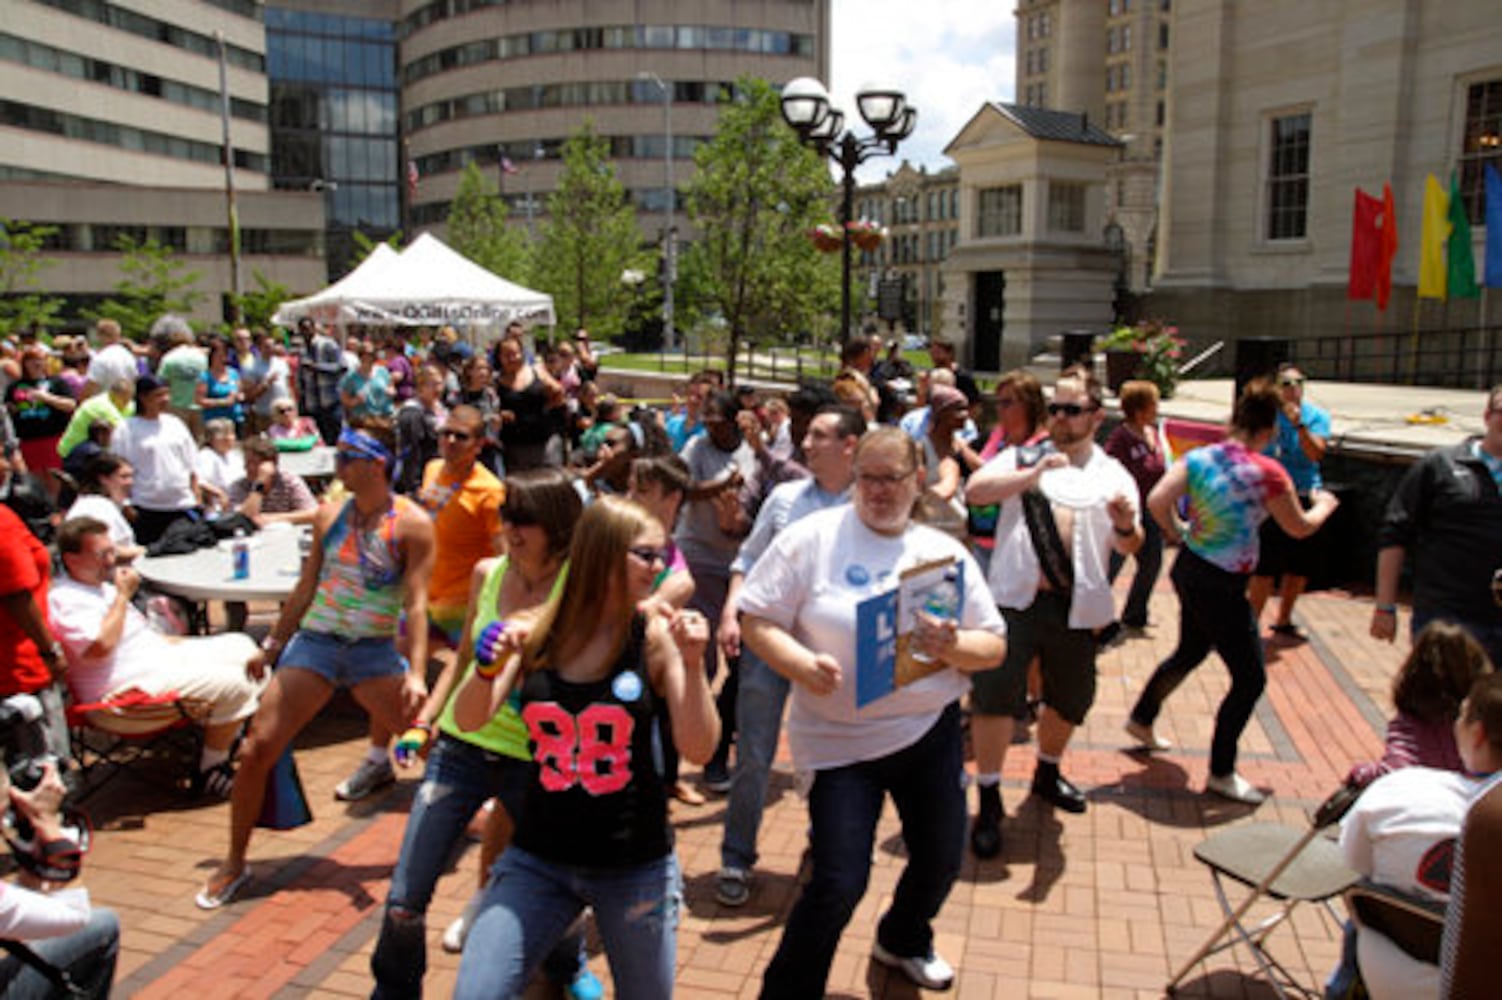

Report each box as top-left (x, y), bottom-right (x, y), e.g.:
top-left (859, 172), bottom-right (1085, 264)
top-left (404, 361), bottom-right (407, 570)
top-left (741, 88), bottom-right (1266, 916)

top-left (70, 573), bottom-right (1404, 999)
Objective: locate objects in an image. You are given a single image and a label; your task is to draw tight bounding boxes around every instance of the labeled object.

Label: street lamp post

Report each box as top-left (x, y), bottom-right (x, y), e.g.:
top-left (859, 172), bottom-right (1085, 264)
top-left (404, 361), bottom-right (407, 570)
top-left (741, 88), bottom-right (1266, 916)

top-left (639, 72), bottom-right (675, 351)
top-left (780, 78), bottom-right (916, 348)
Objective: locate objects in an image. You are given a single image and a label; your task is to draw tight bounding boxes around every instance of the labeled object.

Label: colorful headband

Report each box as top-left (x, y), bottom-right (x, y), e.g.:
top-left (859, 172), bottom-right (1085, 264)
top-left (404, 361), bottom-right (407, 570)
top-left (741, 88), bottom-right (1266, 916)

top-left (338, 427), bottom-right (392, 464)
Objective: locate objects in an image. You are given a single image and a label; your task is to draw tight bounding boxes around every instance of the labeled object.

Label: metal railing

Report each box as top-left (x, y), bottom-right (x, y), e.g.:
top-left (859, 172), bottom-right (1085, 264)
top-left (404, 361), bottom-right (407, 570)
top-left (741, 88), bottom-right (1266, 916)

top-left (1291, 325), bottom-right (1501, 389)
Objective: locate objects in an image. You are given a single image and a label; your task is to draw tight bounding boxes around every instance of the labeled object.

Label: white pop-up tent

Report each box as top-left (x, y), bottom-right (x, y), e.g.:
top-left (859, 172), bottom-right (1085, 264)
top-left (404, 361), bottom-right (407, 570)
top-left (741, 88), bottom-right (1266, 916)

top-left (272, 233), bottom-right (555, 330)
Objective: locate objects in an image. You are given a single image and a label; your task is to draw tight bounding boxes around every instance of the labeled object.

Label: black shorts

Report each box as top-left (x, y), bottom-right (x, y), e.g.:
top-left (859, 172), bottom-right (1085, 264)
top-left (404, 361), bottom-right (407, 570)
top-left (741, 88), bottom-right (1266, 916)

top-left (1254, 493), bottom-right (1325, 579)
top-left (970, 591), bottom-right (1097, 726)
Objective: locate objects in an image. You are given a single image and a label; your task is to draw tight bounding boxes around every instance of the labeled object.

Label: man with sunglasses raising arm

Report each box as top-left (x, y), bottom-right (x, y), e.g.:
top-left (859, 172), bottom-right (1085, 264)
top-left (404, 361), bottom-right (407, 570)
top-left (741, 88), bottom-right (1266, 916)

top-left (197, 418), bottom-right (435, 909)
top-left (963, 371), bottom-right (1141, 853)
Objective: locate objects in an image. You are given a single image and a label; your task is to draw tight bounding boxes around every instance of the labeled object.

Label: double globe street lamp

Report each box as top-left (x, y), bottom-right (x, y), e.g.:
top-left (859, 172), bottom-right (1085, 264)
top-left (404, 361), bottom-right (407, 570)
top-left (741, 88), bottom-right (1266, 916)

top-left (780, 77), bottom-right (917, 348)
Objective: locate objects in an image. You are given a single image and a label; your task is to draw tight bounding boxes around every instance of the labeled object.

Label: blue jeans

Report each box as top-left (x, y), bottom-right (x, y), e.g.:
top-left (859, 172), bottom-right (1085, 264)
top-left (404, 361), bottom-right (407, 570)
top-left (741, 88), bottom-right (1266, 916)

top-left (1411, 609), bottom-right (1502, 673)
top-left (760, 703), bottom-right (966, 1000)
top-left (1108, 515), bottom-right (1164, 627)
top-left (455, 847), bottom-right (681, 1000)
top-left (370, 735), bottom-right (580, 999)
top-left (720, 648), bottom-right (791, 871)
top-left (0, 906), bottom-right (119, 999)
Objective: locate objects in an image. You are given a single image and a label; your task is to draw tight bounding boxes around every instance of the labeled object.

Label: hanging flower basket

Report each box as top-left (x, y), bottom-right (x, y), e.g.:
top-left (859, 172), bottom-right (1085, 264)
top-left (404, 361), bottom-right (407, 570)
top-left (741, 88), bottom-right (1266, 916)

top-left (847, 219), bottom-right (888, 252)
top-left (808, 224), bottom-right (843, 253)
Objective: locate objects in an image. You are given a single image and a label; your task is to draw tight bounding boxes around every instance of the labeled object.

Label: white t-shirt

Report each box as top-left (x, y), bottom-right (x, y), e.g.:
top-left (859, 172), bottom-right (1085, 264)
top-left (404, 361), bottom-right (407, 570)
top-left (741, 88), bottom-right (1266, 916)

top-left (1339, 766), bottom-right (1478, 1000)
top-left (65, 494), bottom-right (136, 549)
top-left (195, 446), bottom-right (245, 496)
top-left (246, 354), bottom-right (291, 416)
top-left (674, 435), bottom-right (758, 567)
top-left (111, 414), bottom-right (197, 510)
top-left (49, 575), bottom-right (172, 703)
top-left (985, 443), bottom-right (1140, 629)
top-left (738, 505), bottom-right (1005, 772)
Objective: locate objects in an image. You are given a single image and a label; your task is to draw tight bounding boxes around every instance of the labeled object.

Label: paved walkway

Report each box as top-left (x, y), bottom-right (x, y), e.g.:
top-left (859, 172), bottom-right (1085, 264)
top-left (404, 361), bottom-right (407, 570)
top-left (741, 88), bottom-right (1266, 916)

top-left (74, 573), bottom-right (1405, 999)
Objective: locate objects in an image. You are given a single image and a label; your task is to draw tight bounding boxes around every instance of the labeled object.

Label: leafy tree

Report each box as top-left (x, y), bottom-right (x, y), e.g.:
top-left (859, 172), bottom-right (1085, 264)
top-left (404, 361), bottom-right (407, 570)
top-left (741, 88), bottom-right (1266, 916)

top-left (233, 269), bottom-right (291, 331)
top-left (531, 122), bottom-right (645, 338)
top-left (86, 235), bottom-right (203, 339)
top-left (447, 162), bottom-right (532, 283)
top-left (680, 77), bottom-right (840, 381)
top-left (0, 219), bottom-right (64, 337)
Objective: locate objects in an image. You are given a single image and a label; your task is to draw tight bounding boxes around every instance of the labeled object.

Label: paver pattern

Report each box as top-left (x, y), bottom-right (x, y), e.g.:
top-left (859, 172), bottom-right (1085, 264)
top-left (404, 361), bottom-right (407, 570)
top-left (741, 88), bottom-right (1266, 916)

top-left (74, 573), bottom-right (1403, 998)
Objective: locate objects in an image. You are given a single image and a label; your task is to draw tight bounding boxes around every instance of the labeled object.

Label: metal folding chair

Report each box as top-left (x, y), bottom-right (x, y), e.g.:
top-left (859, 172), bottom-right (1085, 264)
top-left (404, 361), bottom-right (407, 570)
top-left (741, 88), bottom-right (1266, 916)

top-left (66, 688), bottom-right (205, 800)
top-left (1344, 881), bottom-right (1446, 967)
top-left (1167, 784), bottom-right (1363, 998)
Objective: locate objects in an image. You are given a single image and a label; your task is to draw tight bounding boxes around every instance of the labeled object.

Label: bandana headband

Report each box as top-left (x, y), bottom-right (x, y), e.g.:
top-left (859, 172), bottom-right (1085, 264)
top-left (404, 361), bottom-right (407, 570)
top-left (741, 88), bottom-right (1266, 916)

top-left (338, 427), bottom-right (392, 465)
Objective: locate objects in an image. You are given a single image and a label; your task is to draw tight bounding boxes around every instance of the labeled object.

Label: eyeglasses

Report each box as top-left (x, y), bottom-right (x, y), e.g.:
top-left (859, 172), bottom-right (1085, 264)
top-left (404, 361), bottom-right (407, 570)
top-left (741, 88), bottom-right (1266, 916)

top-left (857, 470), bottom-right (914, 488)
top-left (628, 545), bottom-right (672, 566)
top-left (438, 428), bottom-right (473, 442)
top-left (1047, 402), bottom-right (1097, 418)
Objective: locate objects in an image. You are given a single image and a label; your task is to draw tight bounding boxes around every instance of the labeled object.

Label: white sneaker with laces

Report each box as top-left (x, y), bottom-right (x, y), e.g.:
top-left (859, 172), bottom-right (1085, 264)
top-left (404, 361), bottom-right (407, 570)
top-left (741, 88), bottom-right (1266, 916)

top-left (1124, 720), bottom-right (1172, 751)
top-left (441, 892), bottom-right (483, 953)
top-left (1205, 772), bottom-right (1266, 805)
top-left (334, 757), bottom-right (395, 802)
top-left (872, 941), bottom-right (955, 991)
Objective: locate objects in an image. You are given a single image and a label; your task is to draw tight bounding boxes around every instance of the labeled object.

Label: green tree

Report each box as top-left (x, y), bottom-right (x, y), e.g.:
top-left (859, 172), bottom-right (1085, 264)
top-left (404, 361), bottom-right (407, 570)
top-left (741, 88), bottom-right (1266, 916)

top-left (87, 235), bottom-right (204, 339)
top-left (0, 219), bottom-right (64, 337)
top-left (447, 162), bottom-right (532, 283)
top-left (532, 122), bottom-right (644, 338)
top-left (233, 269), bottom-right (291, 331)
top-left (680, 77), bottom-right (840, 380)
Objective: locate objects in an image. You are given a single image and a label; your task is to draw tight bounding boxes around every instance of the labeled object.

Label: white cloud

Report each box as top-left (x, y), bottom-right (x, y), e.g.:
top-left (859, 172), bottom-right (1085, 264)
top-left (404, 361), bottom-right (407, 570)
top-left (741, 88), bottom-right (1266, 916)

top-left (829, 1), bottom-right (1017, 183)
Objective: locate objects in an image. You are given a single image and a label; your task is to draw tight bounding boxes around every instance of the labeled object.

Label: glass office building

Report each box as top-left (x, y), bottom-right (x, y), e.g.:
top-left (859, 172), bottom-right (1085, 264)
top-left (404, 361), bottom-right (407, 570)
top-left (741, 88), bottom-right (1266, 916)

top-left (266, 6), bottom-right (400, 279)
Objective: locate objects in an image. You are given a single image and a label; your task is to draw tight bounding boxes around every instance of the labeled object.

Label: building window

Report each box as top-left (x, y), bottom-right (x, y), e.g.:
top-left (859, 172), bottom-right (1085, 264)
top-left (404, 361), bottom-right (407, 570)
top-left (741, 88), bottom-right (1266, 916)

top-left (977, 185), bottom-right (1022, 237)
top-left (1156, 100), bottom-right (1165, 126)
top-left (1106, 27), bottom-right (1117, 55)
top-left (1460, 78), bottom-right (1502, 225)
top-left (1120, 62), bottom-right (1130, 89)
top-left (1157, 60), bottom-right (1168, 91)
top-left (1159, 23), bottom-right (1170, 50)
top-left (1122, 25), bottom-right (1131, 51)
top-left (1265, 112), bottom-right (1312, 240)
top-left (1048, 182), bottom-right (1086, 232)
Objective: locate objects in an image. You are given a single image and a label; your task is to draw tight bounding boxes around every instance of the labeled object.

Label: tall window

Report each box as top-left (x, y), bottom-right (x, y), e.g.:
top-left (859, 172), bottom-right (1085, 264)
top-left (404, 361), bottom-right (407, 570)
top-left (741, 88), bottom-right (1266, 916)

top-left (1048, 183), bottom-right (1086, 232)
top-left (977, 185), bottom-right (1022, 237)
top-left (1459, 79), bottom-right (1502, 225)
top-left (1265, 112), bottom-right (1311, 240)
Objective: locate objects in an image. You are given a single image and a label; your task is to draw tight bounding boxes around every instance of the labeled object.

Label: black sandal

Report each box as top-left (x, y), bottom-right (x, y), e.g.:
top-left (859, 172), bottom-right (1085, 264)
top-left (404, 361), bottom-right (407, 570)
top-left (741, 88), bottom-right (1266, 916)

top-left (192, 761), bottom-right (236, 798)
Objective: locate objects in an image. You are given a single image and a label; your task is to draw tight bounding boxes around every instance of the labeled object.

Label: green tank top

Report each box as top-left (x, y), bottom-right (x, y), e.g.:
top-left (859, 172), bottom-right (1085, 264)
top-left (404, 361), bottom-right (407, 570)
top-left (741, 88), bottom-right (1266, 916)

top-left (437, 556), bottom-right (568, 758)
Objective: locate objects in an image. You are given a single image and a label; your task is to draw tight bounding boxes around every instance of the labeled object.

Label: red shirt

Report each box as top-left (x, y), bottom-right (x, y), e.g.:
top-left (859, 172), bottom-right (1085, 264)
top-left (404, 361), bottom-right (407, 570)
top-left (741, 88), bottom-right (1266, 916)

top-left (0, 505), bottom-right (52, 694)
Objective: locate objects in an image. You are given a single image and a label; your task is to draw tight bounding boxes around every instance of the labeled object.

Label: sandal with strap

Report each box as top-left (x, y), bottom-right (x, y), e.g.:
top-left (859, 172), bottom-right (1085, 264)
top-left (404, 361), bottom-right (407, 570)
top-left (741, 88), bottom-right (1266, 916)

top-left (192, 761), bottom-right (236, 799)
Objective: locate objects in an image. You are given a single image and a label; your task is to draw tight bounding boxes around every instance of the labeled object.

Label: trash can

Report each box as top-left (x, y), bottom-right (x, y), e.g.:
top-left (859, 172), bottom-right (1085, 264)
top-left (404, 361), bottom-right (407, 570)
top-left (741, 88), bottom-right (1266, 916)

top-left (1059, 330), bottom-right (1097, 371)
top-left (1234, 337), bottom-right (1291, 401)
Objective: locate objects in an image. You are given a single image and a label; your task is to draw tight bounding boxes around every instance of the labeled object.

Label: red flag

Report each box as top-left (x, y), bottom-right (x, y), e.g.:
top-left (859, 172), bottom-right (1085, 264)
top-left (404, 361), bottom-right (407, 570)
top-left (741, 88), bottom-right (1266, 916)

top-left (1348, 189), bottom-right (1382, 300)
top-left (500, 155), bottom-right (519, 175)
top-left (406, 160), bottom-right (419, 200)
top-left (1376, 182), bottom-right (1398, 310)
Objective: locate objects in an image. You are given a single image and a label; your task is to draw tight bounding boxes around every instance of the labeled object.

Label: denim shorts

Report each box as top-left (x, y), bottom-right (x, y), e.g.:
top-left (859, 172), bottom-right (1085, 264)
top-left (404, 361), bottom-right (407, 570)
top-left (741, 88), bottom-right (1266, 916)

top-left (281, 631), bottom-right (408, 688)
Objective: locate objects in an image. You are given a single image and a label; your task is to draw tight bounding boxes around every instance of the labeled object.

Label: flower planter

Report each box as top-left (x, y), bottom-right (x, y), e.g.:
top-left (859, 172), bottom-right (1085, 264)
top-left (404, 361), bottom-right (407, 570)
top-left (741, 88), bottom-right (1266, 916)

top-left (1104, 349), bottom-right (1143, 393)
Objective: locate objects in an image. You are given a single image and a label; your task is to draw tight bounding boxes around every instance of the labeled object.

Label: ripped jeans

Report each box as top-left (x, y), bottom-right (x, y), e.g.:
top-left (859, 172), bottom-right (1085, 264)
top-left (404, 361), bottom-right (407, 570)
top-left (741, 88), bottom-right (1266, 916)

top-left (371, 734), bottom-right (583, 999)
top-left (455, 846), bottom-right (682, 1000)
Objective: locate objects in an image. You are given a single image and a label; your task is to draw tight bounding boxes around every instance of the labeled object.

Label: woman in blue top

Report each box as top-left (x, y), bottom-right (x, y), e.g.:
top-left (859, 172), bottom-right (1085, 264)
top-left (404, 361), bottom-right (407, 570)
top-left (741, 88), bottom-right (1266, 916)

top-left (195, 336), bottom-right (244, 432)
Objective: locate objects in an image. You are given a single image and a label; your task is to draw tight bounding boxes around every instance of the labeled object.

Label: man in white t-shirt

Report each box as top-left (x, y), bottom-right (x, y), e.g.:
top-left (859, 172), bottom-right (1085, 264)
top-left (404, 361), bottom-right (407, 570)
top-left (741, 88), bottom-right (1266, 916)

top-left (963, 371), bottom-right (1142, 852)
top-left (48, 517), bottom-right (265, 795)
top-left (109, 375), bottom-right (217, 546)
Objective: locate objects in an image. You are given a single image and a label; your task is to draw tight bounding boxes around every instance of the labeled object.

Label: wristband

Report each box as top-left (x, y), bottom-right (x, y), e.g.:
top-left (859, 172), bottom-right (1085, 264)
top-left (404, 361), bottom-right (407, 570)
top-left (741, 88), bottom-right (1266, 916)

top-left (393, 723), bottom-right (432, 766)
top-left (260, 635), bottom-right (284, 657)
top-left (1112, 524), bottom-right (1136, 537)
top-left (1374, 604), bottom-right (1397, 615)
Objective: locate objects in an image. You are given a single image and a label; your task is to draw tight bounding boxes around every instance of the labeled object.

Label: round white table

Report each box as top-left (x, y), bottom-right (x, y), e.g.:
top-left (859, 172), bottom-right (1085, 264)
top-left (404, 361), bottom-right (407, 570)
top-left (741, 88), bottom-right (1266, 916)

top-left (138, 525), bottom-right (309, 604)
top-left (278, 445), bottom-right (336, 481)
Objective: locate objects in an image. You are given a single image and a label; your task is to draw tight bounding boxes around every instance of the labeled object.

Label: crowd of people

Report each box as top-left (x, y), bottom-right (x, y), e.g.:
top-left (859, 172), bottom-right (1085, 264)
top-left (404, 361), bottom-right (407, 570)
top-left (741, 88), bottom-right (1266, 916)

top-left (1, 314), bottom-right (1499, 997)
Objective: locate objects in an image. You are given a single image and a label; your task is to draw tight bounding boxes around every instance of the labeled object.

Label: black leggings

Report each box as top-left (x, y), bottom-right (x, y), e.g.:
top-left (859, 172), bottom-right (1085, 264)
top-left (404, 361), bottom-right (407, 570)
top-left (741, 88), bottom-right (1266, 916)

top-left (1129, 547), bottom-right (1265, 778)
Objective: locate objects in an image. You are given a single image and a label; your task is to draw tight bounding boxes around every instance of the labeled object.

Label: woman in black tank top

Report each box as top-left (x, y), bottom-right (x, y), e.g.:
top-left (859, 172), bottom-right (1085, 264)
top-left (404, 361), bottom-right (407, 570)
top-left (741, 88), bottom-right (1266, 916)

top-left (452, 496), bottom-right (719, 1000)
top-left (493, 335), bottom-right (564, 471)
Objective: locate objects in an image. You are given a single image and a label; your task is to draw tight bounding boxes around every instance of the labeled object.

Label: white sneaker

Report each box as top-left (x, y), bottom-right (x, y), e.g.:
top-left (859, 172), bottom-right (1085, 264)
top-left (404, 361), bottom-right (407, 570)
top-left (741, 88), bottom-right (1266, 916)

top-left (441, 892), bottom-right (483, 953)
top-left (1205, 772), bottom-right (1266, 805)
top-left (872, 941), bottom-right (955, 991)
top-left (333, 757), bottom-right (395, 801)
top-left (1124, 720), bottom-right (1172, 751)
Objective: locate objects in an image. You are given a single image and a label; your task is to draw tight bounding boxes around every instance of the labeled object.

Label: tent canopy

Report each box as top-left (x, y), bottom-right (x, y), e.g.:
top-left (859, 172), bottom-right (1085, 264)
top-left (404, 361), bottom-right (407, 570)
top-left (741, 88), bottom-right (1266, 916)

top-left (271, 233), bottom-right (555, 330)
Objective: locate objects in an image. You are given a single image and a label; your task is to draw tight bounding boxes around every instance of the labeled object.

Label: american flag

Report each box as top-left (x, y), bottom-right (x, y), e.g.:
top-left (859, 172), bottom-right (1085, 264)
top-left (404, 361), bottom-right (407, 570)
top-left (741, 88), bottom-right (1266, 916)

top-left (500, 155), bottom-right (519, 175)
top-left (406, 159), bottom-right (419, 199)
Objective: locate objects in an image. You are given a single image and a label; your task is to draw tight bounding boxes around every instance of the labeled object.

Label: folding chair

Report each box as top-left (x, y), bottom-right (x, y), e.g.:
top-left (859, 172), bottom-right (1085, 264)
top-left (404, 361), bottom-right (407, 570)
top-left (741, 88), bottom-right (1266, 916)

top-left (1166, 784), bottom-right (1364, 998)
top-left (66, 688), bottom-right (206, 800)
top-left (1344, 881), bottom-right (1446, 967)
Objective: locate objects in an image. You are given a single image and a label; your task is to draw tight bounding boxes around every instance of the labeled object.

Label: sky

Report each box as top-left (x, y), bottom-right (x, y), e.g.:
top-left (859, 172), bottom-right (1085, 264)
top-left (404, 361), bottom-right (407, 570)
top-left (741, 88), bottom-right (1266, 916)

top-left (828, 1), bottom-right (1018, 184)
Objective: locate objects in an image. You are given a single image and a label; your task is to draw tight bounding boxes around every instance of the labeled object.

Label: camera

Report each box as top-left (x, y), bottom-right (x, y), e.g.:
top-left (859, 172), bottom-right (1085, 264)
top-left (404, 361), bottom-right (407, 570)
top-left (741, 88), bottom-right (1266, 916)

top-left (0, 694), bottom-right (53, 793)
top-left (0, 694), bottom-right (89, 883)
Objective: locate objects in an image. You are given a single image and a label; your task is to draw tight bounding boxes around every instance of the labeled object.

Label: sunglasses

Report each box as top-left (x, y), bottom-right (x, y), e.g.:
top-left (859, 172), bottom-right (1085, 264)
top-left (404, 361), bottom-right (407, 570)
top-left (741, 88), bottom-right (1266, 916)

top-left (439, 428), bottom-right (473, 442)
top-left (1279, 377), bottom-right (1305, 387)
top-left (1047, 402), bottom-right (1097, 418)
top-left (627, 545), bottom-right (673, 566)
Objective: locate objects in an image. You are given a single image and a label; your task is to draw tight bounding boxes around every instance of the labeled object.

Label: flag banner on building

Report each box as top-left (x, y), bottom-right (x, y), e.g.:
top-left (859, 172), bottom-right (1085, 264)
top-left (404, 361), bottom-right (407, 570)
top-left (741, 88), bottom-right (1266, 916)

top-left (1417, 173), bottom-right (1450, 299)
top-left (500, 155), bottom-right (519, 175)
top-left (1347, 188), bottom-right (1382, 301)
top-left (1377, 183), bottom-right (1398, 310)
top-left (407, 159), bottom-right (419, 200)
top-left (1447, 171), bottom-right (1479, 299)
top-left (1486, 164), bottom-right (1502, 288)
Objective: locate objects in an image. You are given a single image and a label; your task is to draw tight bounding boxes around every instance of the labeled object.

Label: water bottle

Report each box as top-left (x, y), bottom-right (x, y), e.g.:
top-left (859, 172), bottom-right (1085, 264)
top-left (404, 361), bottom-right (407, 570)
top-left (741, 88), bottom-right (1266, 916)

top-left (911, 567), bottom-right (961, 664)
top-left (231, 530), bottom-right (250, 580)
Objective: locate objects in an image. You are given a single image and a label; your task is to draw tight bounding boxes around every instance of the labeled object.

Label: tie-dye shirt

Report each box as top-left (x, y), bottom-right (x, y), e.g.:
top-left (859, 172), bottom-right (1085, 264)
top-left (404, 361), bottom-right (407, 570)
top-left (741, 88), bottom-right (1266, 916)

top-left (301, 496), bottom-right (416, 638)
top-left (1182, 441), bottom-right (1292, 573)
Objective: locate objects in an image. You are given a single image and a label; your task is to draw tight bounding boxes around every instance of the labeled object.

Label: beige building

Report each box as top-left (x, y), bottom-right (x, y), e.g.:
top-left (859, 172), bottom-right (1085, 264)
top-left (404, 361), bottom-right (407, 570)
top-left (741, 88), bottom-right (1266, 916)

top-left (400, 0), bottom-right (832, 240)
top-left (1015, 0), bottom-right (1171, 293)
top-left (853, 163), bottom-right (960, 338)
top-left (941, 103), bottom-right (1121, 372)
top-left (1153, 0), bottom-right (1502, 344)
